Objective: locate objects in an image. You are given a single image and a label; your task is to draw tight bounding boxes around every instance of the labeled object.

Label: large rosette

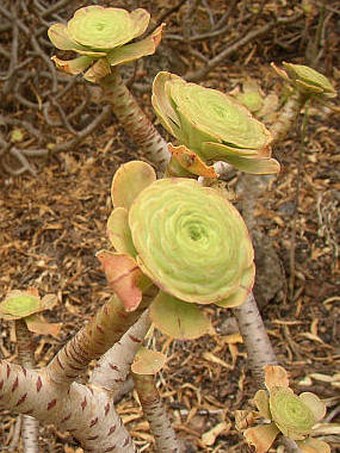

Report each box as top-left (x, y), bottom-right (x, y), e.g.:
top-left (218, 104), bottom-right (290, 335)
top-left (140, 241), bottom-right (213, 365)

top-left (152, 71), bottom-right (280, 175)
top-left (129, 178), bottom-right (254, 305)
top-left (98, 161), bottom-right (255, 339)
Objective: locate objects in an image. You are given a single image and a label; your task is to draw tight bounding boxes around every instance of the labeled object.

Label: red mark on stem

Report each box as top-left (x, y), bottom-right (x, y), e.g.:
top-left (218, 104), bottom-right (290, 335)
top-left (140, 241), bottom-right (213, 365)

top-left (81, 396), bottom-right (87, 411)
top-left (87, 435), bottom-right (99, 441)
top-left (61, 413), bottom-right (72, 423)
top-left (11, 377), bottom-right (19, 392)
top-left (90, 417), bottom-right (98, 428)
top-left (15, 393), bottom-right (27, 407)
top-left (36, 376), bottom-right (43, 392)
top-left (47, 399), bottom-right (57, 410)
top-left (128, 334), bottom-right (141, 343)
top-left (107, 424), bottom-right (116, 436)
top-left (104, 445), bottom-right (116, 452)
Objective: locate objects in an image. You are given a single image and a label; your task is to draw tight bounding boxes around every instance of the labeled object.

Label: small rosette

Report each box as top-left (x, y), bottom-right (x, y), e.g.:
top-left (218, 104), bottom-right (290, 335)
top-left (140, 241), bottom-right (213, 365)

top-left (48, 6), bottom-right (164, 82)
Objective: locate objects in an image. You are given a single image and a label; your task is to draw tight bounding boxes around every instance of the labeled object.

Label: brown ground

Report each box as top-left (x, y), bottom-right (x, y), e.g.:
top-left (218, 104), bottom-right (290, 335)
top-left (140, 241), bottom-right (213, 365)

top-left (0, 1), bottom-right (339, 452)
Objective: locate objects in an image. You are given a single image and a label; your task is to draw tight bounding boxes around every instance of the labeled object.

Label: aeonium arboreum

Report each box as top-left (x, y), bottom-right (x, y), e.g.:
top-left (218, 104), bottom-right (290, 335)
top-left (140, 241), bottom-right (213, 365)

top-left (241, 365), bottom-right (330, 453)
top-left (152, 71), bottom-right (280, 175)
top-left (271, 62), bottom-right (337, 100)
top-left (48, 5), bottom-right (164, 83)
top-left (0, 288), bottom-right (61, 337)
top-left (98, 161), bottom-right (255, 339)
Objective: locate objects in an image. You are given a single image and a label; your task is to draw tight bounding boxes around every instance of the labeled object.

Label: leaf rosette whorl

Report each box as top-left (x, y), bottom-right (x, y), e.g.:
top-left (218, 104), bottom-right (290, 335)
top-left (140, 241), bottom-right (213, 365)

top-left (152, 72), bottom-right (280, 175)
top-left (101, 161), bottom-right (254, 337)
top-left (243, 366), bottom-right (329, 453)
top-left (272, 62), bottom-right (336, 99)
top-left (48, 6), bottom-right (164, 82)
top-left (269, 387), bottom-right (316, 440)
top-left (67, 7), bottom-right (149, 50)
top-left (129, 178), bottom-right (254, 305)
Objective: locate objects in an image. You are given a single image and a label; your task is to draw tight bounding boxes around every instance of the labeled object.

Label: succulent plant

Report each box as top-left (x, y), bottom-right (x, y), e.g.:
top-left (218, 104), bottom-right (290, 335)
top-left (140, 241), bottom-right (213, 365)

top-left (48, 6), bottom-right (164, 82)
top-left (98, 160), bottom-right (255, 338)
top-left (272, 62), bottom-right (336, 99)
top-left (0, 289), bottom-right (60, 337)
top-left (242, 365), bottom-right (330, 453)
top-left (152, 71), bottom-right (280, 175)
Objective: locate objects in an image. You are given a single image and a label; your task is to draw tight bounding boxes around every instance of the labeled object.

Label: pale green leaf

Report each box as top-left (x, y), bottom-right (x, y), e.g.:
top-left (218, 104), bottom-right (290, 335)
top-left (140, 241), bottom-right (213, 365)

top-left (150, 292), bottom-right (213, 340)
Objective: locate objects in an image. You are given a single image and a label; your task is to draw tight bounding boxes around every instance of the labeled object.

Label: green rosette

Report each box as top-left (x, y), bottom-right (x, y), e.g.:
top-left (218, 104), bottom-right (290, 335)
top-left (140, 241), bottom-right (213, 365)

top-left (269, 387), bottom-right (316, 440)
top-left (282, 62), bottom-right (336, 98)
top-left (48, 6), bottom-right (164, 81)
top-left (152, 72), bottom-right (279, 175)
top-left (67, 6), bottom-right (150, 50)
top-left (0, 291), bottom-right (42, 320)
top-left (128, 178), bottom-right (254, 304)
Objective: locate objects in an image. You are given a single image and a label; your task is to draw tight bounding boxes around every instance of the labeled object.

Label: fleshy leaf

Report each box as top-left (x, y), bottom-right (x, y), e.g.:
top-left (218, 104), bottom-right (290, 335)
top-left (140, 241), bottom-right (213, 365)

top-left (107, 24), bottom-right (164, 67)
top-left (131, 347), bottom-right (166, 375)
top-left (25, 314), bottom-right (61, 338)
top-left (0, 290), bottom-right (44, 320)
top-left (107, 207), bottom-right (137, 257)
top-left (168, 143), bottom-right (217, 178)
top-left (152, 71), bottom-right (182, 137)
top-left (150, 292), bottom-right (213, 339)
top-left (51, 55), bottom-right (94, 75)
top-left (297, 437), bottom-right (331, 453)
top-left (48, 23), bottom-right (85, 51)
top-left (111, 160), bottom-right (156, 210)
top-left (264, 365), bottom-right (290, 390)
top-left (244, 423), bottom-right (280, 453)
top-left (215, 263), bottom-right (255, 308)
top-left (298, 392), bottom-right (326, 422)
top-left (96, 250), bottom-right (148, 311)
top-left (269, 387), bottom-right (316, 440)
top-left (219, 152), bottom-right (280, 175)
top-left (253, 389), bottom-right (271, 419)
top-left (48, 23), bottom-right (106, 56)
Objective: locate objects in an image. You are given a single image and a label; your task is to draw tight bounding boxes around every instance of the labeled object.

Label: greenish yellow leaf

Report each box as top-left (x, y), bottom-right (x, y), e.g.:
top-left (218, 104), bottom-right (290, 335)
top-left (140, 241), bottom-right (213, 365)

top-left (150, 292), bottom-right (213, 339)
top-left (111, 160), bottom-right (156, 210)
top-left (107, 207), bottom-right (136, 257)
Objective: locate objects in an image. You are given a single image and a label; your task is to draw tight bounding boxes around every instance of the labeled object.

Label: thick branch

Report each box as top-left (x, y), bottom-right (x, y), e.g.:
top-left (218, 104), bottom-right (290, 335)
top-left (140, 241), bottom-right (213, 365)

top-left (100, 70), bottom-right (170, 173)
top-left (90, 310), bottom-right (151, 394)
top-left (15, 320), bottom-right (39, 453)
top-left (133, 374), bottom-right (182, 453)
top-left (46, 293), bottom-right (153, 386)
top-left (233, 292), bottom-right (277, 385)
top-left (270, 91), bottom-right (307, 144)
top-left (0, 361), bottom-right (135, 452)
